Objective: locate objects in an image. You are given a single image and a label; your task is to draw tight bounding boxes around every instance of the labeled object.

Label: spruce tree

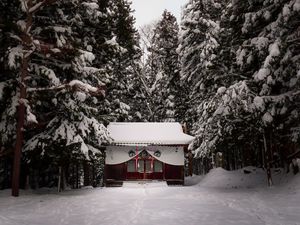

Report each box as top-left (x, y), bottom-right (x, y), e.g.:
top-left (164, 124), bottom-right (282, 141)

top-left (0, 0), bottom-right (113, 190)
top-left (184, 0), bottom-right (300, 178)
top-left (178, 0), bottom-right (226, 127)
top-left (102, 0), bottom-right (148, 122)
top-left (148, 10), bottom-right (180, 122)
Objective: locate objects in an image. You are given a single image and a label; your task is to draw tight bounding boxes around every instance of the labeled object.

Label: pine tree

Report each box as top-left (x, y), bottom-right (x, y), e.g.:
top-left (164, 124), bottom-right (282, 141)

top-left (184, 0), bottom-right (300, 179)
top-left (178, 0), bottom-right (227, 131)
top-left (0, 0), bottom-right (24, 151)
top-left (0, 0), bottom-right (113, 191)
top-left (233, 0), bottom-right (300, 181)
top-left (102, 0), bottom-right (148, 122)
top-left (0, 0), bottom-right (24, 190)
top-left (147, 10), bottom-right (180, 122)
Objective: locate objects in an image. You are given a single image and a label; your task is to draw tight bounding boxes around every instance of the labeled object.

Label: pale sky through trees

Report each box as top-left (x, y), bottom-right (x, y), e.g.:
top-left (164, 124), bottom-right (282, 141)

top-left (131, 0), bottom-right (187, 28)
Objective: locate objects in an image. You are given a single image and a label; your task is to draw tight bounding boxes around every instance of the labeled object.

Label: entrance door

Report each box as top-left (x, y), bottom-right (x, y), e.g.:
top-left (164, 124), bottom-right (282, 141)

top-left (137, 150), bottom-right (152, 179)
top-left (126, 150), bottom-right (163, 180)
top-left (137, 159), bottom-right (153, 179)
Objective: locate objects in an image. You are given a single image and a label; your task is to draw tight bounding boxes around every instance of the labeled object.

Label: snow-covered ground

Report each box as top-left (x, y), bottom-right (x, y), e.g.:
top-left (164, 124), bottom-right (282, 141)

top-left (0, 167), bottom-right (300, 225)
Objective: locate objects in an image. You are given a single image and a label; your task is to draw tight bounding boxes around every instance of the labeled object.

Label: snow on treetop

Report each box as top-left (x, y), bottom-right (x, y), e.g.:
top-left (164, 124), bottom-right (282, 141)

top-left (107, 122), bottom-right (194, 146)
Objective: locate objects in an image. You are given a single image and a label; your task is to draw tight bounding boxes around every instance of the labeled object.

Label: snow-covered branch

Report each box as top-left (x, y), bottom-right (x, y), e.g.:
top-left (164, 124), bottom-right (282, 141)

top-left (28, 0), bottom-right (58, 14)
top-left (27, 80), bottom-right (106, 97)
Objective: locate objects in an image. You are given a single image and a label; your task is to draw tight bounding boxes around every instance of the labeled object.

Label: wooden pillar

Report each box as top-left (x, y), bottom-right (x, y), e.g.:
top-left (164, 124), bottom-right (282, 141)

top-left (181, 166), bottom-right (185, 185)
top-left (103, 164), bottom-right (107, 187)
top-left (163, 163), bottom-right (166, 180)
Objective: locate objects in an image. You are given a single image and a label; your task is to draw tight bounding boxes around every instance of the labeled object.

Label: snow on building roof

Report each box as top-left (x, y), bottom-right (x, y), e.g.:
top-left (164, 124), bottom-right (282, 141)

top-left (107, 122), bottom-right (194, 146)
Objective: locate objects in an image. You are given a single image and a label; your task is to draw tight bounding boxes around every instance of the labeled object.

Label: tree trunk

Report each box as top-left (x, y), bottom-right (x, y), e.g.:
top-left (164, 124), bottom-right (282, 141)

top-left (92, 163), bottom-right (95, 187)
top-left (263, 130), bottom-right (273, 186)
top-left (72, 164), bottom-right (75, 189)
top-left (57, 166), bottom-right (62, 192)
top-left (62, 167), bottom-right (66, 190)
top-left (83, 160), bottom-right (90, 186)
top-left (11, 0), bottom-right (33, 195)
top-left (76, 163), bottom-right (79, 189)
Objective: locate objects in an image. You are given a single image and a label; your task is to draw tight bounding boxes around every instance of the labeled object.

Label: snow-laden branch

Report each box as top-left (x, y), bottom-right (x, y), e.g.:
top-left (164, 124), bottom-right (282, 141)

top-left (28, 0), bottom-right (58, 14)
top-left (28, 1), bottom-right (43, 13)
top-left (27, 80), bottom-right (106, 97)
top-left (260, 90), bottom-right (300, 103)
top-left (24, 116), bottom-right (112, 159)
top-left (19, 98), bottom-right (38, 124)
top-left (20, 0), bottom-right (28, 12)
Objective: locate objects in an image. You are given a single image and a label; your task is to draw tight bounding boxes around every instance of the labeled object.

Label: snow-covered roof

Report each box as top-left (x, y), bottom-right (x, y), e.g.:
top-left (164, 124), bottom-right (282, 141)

top-left (107, 122), bottom-right (194, 146)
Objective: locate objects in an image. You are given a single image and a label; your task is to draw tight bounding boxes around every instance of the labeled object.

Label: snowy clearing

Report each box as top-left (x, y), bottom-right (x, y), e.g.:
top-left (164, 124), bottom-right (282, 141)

top-left (0, 167), bottom-right (300, 225)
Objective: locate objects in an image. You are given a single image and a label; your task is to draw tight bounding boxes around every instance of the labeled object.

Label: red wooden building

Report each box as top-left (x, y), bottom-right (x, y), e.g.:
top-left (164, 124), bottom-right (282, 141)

top-left (105, 122), bottom-right (194, 186)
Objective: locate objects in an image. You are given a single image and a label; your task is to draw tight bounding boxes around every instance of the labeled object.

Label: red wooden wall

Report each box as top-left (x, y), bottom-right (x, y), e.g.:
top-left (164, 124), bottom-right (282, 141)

top-left (105, 162), bottom-right (183, 183)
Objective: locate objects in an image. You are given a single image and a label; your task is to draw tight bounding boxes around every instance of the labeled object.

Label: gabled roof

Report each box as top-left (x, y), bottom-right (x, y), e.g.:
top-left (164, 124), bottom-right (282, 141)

top-left (107, 122), bottom-right (194, 146)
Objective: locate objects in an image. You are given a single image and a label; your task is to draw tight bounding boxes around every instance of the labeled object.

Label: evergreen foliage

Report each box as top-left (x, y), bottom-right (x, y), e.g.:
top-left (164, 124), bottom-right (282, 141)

top-left (103, 0), bottom-right (148, 122)
top-left (0, 0), bottom-right (299, 190)
top-left (178, 0), bottom-right (300, 173)
top-left (147, 10), bottom-right (181, 122)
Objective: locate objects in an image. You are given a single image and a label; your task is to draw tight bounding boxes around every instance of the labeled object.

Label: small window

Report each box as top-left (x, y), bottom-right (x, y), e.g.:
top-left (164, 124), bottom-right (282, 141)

top-left (128, 150), bottom-right (135, 157)
top-left (154, 150), bottom-right (161, 157)
top-left (127, 160), bottom-right (136, 172)
top-left (154, 161), bottom-right (163, 172)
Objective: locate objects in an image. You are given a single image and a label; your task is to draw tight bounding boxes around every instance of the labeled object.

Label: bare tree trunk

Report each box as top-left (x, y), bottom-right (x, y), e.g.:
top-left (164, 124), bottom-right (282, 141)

top-left (83, 160), bottom-right (90, 186)
top-left (76, 163), bottom-right (79, 189)
top-left (11, 93), bottom-right (26, 196)
top-left (62, 167), bottom-right (66, 190)
top-left (72, 164), bottom-right (75, 189)
top-left (92, 163), bottom-right (95, 187)
top-left (25, 175), bottom-right (30, 190)
top-left (57, 166), bottom-right (62, 192)
top-left (263, 130), bottom-right (273, 186)
top-left (12, 0), bottom-right (33, 197)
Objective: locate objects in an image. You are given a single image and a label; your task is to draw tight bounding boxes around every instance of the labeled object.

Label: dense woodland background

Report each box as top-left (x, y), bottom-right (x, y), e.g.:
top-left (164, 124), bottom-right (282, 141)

top-left (0, 0), bottom-right (299, 190)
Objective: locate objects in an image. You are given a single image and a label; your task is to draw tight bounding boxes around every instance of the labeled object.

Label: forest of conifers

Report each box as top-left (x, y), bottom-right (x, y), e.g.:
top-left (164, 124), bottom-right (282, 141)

top-left (0, 0), bottom-right (299, 190)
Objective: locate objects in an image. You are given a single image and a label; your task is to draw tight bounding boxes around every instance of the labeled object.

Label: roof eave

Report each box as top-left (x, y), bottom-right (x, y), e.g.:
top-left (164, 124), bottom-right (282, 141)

top-left (108, 142), bottom-right (193, 146)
